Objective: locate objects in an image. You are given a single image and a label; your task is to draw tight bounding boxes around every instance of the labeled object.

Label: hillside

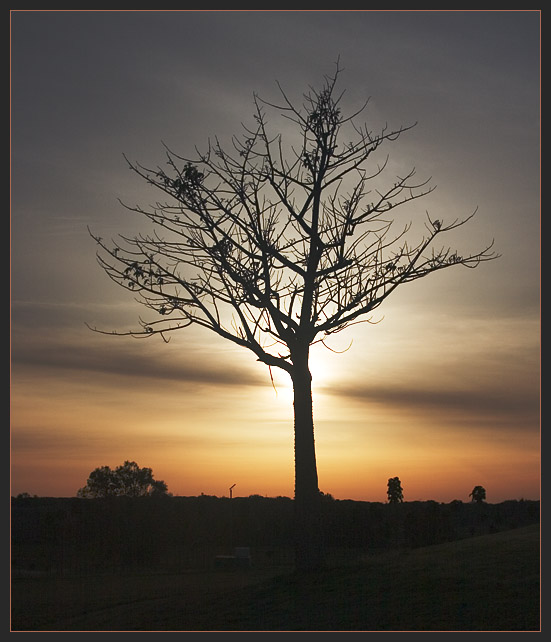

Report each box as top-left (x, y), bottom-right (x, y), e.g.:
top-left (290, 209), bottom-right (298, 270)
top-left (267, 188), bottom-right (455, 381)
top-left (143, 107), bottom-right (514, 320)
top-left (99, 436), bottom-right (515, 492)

top-left (11, 522), bottom-right (540, 631)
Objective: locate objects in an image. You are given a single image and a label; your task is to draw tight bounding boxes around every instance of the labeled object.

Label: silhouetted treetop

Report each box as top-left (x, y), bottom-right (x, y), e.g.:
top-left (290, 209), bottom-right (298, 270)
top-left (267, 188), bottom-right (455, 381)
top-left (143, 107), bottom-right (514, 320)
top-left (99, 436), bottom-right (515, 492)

top-left (77, 460), bottom-right (168, 498)
top-left (90, 62), bottom-right (497, 365)
top-left (387, 476), bottom-right (404, 503)
top-left (469, 485), bottom-right (486, 504)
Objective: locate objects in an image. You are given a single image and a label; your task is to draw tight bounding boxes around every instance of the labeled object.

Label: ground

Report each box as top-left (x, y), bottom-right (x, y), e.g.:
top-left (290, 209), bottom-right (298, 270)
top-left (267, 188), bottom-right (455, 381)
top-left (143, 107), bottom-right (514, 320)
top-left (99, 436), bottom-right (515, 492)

top-left (11, 524), bottom-right (540, 631)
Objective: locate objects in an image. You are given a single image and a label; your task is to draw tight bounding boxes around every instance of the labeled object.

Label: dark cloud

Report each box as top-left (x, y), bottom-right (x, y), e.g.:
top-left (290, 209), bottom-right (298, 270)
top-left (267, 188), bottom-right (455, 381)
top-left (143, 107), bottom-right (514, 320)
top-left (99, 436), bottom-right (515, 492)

top-left (12, 326), bottom-right (266, 390)
top-left (11, 297), bottom-right (269, 388)
top-left (326, 380), bottom-right (539, 430)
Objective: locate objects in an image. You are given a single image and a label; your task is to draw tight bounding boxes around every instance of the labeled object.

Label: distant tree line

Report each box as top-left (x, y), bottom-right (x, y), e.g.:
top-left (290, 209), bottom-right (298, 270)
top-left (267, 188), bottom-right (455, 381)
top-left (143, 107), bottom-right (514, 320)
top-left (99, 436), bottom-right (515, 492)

top-left (11, 494), bottom-right (539, 576)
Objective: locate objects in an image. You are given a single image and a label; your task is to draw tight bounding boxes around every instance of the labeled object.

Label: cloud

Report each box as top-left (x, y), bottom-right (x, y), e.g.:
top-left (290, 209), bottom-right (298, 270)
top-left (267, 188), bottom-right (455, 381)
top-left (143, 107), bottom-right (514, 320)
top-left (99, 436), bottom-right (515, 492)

top-left (13, 333), bottom-right (265, 389)
top-left (325, 379), bottom-right (539, 431)
top-left (11, 300), bottom-right (267, 390)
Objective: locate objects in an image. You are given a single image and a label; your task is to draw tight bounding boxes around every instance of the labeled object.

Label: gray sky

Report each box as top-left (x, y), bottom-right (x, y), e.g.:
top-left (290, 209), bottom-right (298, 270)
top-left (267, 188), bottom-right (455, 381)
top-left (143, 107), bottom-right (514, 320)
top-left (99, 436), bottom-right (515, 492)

top-left (10, 10), bottom-right (540, 500)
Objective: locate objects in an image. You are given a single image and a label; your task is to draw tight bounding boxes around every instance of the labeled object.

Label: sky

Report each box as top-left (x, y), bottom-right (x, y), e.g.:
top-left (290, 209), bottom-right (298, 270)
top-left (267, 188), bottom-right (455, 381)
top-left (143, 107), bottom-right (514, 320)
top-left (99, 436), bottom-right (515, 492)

top-left (10, 10), bottom-right (540, 502)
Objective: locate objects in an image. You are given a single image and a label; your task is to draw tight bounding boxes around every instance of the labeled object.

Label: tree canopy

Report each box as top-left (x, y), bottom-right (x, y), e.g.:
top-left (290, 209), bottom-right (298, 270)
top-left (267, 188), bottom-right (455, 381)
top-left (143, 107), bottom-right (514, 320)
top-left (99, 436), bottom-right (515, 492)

top-left (90, 63), bottom-right (497, 368)
top-left (469, 485), bottom-right (486, 504)
top-left (77, 460), bottom-right (169, 498)
top-left (387, 476), bottom-right (404, 503)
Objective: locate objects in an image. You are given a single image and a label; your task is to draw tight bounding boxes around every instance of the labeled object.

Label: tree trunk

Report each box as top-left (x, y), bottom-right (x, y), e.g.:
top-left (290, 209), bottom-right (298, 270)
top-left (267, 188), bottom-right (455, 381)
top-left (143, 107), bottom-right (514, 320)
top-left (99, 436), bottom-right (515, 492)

top-left (291, 350), bottom-right (324, 572)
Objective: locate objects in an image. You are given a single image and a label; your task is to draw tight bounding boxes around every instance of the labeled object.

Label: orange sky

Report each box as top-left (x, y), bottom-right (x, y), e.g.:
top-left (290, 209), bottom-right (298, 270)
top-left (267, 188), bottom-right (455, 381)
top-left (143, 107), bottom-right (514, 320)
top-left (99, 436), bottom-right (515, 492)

top-left (10, 10), bottom-right (540, 503)
top-left (11, 283), bottom-right (540, 502)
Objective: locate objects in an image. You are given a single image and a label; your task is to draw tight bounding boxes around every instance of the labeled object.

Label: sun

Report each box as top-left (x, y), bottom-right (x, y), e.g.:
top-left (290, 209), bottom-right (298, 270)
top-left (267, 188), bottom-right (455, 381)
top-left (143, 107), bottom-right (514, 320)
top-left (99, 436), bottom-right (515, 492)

top-left (309, 340), bottom-right (348, 391)
top-left (258, 339), bottom-right (346, 409)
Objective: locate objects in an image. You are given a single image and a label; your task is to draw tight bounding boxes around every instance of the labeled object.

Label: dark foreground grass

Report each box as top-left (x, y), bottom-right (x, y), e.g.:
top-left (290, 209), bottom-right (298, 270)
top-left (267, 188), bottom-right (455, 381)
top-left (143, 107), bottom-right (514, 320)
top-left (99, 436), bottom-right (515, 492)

top-left (11, 524), bottom-right (540, 632)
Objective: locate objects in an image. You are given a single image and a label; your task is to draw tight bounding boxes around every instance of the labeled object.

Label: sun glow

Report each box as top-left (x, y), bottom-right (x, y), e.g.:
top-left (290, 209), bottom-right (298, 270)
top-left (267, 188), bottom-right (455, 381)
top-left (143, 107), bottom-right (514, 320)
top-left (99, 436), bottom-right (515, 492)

top-left (261, 341), bottom-right (345, 406)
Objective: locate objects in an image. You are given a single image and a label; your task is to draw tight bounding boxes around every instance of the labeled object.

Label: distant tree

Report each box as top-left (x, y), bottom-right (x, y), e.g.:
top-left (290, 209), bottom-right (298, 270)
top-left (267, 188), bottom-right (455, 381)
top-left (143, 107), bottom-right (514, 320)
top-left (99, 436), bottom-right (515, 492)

top-left (77, 460), bottom-right (168, 498)
top-left (387, 476), bottom-right (404, 503)
top-left (90, 62), bottom-right (497, 571)
top-left (469, 485), bottom-right (486, 503)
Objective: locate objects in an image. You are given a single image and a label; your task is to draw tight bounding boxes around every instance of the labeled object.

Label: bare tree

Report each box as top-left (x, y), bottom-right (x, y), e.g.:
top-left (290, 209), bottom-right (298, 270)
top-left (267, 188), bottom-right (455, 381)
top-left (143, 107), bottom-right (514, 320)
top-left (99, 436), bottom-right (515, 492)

top-left (90, 63), bottom-right (497, 571)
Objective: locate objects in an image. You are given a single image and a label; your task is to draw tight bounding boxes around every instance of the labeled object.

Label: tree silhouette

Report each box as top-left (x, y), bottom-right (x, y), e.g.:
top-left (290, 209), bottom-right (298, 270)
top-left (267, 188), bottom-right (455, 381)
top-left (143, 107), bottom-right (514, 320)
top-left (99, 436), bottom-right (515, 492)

top-left (77, 461), bottom-right (168, 498)
top-left (90, 63), bottom-right (497, 570)
top-left (387, 476), bottom-right (404, 504)
top-left (469, 485), bottom-right (486, 504)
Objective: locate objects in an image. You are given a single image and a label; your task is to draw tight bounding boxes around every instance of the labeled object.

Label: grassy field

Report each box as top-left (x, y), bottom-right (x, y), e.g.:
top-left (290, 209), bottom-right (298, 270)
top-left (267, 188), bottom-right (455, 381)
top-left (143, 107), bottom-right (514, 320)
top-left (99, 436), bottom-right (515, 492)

top-left (11, 524), bottom-right (540, 631)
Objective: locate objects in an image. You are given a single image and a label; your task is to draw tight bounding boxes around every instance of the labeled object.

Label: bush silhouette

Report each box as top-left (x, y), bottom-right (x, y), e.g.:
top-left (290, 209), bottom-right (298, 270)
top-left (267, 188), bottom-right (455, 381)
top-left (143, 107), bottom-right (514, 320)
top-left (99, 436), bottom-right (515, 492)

top-left (77, 461), bottom-right (168, 498)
